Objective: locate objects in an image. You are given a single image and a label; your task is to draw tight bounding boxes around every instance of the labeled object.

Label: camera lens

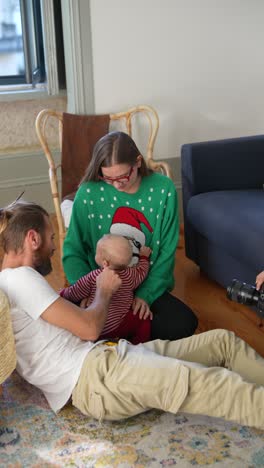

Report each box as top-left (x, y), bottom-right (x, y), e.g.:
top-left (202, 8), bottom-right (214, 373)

top-left (227, 279), bottom-right (259, 306)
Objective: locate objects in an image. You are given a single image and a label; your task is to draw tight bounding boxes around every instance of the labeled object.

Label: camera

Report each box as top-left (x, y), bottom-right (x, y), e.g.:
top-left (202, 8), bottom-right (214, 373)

top-left (227, 279), bottom-right (264, 318)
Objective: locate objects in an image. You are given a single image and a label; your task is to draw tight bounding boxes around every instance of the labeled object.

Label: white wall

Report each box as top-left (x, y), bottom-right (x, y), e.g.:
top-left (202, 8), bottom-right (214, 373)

top-left (90, 0), bottom-right (264, 160)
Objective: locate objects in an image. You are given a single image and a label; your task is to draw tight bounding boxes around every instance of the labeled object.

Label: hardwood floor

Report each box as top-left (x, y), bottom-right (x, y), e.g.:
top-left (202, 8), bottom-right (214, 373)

top-left (172, 227), bottom-right (264, 357)
top-left (2, 216), bottom-right (264, 357)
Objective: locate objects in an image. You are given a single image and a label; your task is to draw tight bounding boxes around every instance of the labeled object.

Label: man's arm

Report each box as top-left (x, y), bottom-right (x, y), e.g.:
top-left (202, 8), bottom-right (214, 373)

top-left (42, 267), bottom-right (121, 341)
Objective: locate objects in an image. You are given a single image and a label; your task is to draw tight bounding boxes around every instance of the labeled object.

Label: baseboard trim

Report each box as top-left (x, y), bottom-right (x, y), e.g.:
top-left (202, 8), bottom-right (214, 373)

top-left (0, 149), bottom-right (61, 211)
top-left (0, 175), bottom-right (50, 190)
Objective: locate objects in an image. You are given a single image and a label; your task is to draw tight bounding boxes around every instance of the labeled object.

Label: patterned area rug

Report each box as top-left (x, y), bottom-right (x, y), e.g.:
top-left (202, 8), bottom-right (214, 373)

top-left (1, 372), bottom-right (264, 467)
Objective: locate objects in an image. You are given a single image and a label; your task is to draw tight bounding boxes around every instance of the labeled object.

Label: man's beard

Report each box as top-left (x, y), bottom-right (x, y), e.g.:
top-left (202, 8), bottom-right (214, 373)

top-left (33, 249), bottom-right (53, 276)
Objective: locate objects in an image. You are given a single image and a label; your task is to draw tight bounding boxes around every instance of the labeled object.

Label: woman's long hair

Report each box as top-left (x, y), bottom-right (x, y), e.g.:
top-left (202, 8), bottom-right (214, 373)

top-left (80, 131), bottom-right (151, 184)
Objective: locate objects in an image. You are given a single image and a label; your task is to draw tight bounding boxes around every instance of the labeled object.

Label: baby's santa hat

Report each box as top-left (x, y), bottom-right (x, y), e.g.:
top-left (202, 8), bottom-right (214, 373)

top-left (110, 207), bottom-right (153, 246)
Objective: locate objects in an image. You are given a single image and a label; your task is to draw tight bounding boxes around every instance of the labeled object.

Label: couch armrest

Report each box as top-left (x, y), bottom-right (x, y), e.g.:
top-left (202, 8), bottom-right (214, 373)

top-left (181, 134), bottom-right (264, 197)
top-left (181, 134), bottom-right (264, 263)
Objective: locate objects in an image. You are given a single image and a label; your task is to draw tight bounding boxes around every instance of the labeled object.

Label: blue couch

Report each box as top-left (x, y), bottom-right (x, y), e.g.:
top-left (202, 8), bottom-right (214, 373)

top-left (181, 134), bottom-right (264, 288)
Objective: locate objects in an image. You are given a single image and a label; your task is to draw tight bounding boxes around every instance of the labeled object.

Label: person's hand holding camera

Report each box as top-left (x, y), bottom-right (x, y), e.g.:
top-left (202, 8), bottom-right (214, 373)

top-left (256, 271), bottom-right (264, 291)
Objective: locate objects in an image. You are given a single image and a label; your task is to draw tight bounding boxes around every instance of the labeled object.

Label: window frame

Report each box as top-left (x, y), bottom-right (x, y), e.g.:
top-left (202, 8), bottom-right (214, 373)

top-left (0, 0), bottom-right (65, 97)
top-left (0, 0), bottom-right (45, 86)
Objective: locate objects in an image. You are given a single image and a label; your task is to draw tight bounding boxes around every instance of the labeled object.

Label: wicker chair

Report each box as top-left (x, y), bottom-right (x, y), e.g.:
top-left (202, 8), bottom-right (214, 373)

top-left (0, 289), bottom-right (16, 395)
top-left (36, 105), bottom-right (172, 260)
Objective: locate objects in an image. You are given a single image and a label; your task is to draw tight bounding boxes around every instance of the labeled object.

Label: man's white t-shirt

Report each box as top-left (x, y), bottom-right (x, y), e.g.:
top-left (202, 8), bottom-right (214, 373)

top-left (0, 267), bottom-right (96, 412)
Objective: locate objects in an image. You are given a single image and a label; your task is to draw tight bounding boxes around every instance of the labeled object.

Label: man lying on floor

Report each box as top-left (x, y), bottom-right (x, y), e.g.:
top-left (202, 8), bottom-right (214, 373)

top-left (0, 199), bottom-right (263, 429)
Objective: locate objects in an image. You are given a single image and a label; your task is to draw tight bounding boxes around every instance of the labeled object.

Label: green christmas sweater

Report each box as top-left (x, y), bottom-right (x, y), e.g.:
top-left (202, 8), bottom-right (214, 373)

top-left (63, 172), bottom-right (179, 306)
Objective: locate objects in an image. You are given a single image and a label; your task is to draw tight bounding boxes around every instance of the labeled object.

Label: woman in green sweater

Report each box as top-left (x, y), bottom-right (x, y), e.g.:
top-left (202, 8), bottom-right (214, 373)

top-left (62, 131), bottom-right (197, 340)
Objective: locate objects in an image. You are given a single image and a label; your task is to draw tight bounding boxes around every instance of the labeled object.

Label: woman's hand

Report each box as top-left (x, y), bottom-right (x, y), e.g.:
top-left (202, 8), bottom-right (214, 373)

top-left (132, 297), bottom-right (153, 320)
top-left (256, 271), bottom-right (264, 290)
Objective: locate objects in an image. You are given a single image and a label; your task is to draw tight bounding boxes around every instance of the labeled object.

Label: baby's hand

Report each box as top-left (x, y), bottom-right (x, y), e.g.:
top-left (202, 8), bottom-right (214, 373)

top-left (256, 270), bottom-right (264, 290)
top-left (140, 245), bottom-right (152, 258)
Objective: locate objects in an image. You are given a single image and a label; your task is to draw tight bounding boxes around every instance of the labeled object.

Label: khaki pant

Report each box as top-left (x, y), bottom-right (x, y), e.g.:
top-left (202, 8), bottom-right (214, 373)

top-left (72, 329), bottom-right (264, 429)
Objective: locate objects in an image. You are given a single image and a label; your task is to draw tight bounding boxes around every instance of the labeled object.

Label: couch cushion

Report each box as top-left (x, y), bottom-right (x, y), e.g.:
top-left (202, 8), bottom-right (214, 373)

top-left (187, 189), bottom-right (264, 272)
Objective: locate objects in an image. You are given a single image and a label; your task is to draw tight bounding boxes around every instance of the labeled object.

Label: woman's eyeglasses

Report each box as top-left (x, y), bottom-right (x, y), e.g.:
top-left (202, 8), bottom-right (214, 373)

top-left (99, 166), bottom-right (134, 184)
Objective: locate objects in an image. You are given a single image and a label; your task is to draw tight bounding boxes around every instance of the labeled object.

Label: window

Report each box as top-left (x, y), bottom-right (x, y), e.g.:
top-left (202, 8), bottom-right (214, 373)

top-left (0, 0), bottom-right (45, 86)
top-left (0, 0), bottom-right (65, 93)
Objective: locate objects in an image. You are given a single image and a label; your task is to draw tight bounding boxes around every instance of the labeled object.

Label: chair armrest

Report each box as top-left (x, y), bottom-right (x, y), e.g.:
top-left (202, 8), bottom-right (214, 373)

top-left (181, 134), bottom-right (264, 197)
top-left (0, 290), bottom-right (16, 385)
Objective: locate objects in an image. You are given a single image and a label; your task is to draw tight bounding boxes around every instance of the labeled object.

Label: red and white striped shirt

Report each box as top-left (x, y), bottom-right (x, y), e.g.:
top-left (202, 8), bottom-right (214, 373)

top-left (60, 256), bottom-right (150, 335)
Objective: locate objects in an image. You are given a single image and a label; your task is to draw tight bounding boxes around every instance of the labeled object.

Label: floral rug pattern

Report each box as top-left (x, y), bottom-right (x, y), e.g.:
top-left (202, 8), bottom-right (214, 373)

top-left (1, 372), bottom-right (264, 467)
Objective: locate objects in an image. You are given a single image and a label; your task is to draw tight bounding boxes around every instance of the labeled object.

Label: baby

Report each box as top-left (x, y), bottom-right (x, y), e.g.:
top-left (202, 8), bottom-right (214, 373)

top-left (60, 234), bottom-right (152, 344)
